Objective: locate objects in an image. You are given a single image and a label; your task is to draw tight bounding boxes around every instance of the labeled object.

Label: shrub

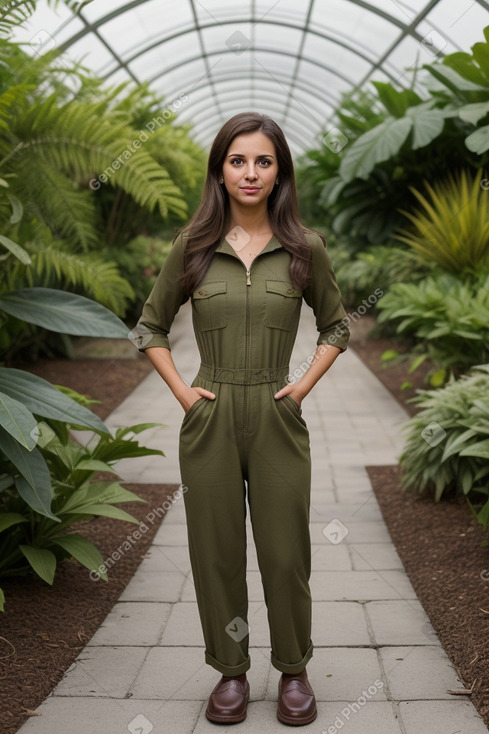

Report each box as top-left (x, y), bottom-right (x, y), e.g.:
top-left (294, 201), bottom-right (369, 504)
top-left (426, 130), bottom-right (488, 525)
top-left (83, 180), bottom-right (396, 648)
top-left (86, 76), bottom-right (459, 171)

top-left (0, 407), bottom-right (164, 598)
top-left (399, 365), bottom-right (489, 502)
top-left (395, 169), bottom-right (489, 273)
top-left (376, 270), bottom-right (489, 376)
top-left (332, 244), bottom-right (431, 309)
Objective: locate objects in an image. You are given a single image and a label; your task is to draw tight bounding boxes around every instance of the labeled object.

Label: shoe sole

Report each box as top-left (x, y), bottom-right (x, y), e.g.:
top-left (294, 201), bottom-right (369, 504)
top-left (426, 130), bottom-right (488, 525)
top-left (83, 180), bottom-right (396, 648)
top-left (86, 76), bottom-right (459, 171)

top-left (277, 705), bottom-right (318, 726)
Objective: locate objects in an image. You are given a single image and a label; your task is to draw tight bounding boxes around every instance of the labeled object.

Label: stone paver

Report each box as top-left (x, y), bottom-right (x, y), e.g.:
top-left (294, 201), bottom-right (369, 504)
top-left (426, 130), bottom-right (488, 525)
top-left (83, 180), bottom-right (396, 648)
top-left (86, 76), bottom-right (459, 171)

top-left (17, 301), bottom-right (487, 734)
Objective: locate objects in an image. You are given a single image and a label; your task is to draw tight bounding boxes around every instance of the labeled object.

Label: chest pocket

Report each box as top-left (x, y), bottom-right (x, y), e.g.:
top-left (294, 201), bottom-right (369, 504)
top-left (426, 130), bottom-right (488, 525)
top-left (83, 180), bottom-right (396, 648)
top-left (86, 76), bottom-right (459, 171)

top-left (264, 280), bottom-right (303, 331)
top-left (192, 281), bottom-right (228, 331)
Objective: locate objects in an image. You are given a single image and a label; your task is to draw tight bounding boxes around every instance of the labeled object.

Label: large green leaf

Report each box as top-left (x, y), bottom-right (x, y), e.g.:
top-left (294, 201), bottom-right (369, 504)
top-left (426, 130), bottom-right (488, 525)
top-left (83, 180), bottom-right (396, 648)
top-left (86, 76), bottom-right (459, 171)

top-left (465, 125), bottom-right (489, 154)
top-left (0, 287), bottom-right (128, 337)
top-left (0, 391), bottom-right (37, 449)
top-left (15, 476), bottom-right (60, 522)
top-left (371, 82), bottom-right (421, 117)
top-left (0, 368), bottom-right (109, 434)
top-left (0, 512), bottom-right (28, 533)
top-left (406, 104), bottom-right (447, 149)
top-left (19, 545), bottom-right (57, 584)
top-left (339, 117), bottom-right (412, 182)
top-left (425, 63), bottom-right (487, 95)
top-left (50, 534), bottom-right (108, 581)
top-left (0, 427), bottom-right (59, 521)
top-left (458, 101), bottom-right (489, 125)
top-left (71, 503), bottom-right (140, 524)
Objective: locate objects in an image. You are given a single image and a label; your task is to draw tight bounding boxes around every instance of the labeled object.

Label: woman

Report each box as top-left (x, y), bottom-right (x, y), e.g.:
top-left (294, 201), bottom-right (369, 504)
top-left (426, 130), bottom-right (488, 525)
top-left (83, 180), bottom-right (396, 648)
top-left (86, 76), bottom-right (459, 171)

top-left (135, 111), bottom-right (350, 726)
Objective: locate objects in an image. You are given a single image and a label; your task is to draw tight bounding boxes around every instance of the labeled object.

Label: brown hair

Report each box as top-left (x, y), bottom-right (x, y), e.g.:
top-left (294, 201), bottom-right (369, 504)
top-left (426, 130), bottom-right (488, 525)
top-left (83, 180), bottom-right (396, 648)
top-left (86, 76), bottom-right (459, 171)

top-left (176, 111), bottom-right (322, 295)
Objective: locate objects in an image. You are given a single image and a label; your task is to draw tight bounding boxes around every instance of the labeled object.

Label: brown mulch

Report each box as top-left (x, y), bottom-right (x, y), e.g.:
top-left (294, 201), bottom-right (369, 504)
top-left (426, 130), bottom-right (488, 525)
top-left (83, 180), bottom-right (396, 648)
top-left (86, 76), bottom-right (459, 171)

top-left (368, 466), bottom-right (489, 727)
top-left (19, 355), bottom-right (152, 420)
top-left (1, 353), bottom-right (175, 734)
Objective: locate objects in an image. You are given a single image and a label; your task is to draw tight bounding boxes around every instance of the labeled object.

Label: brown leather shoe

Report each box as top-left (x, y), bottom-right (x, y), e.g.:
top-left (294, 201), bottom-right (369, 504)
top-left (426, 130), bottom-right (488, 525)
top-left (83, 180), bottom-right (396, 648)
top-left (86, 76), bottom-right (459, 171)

top-left (205, 673), bottom-right (250, 723)
top-left (277, 668), bottom-right (317, 726)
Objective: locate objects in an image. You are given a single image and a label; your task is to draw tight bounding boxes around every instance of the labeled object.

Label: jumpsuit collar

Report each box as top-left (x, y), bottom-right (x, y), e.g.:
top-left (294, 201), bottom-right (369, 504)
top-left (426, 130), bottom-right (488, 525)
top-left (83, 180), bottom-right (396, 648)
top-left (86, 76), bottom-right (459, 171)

top-left (215, 233), bottom-right (283, 260)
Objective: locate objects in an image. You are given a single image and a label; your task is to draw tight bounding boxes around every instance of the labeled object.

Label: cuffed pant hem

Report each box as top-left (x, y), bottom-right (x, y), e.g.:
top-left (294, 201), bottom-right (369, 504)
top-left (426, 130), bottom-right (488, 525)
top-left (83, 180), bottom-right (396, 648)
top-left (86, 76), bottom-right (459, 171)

top-left (271, 641), bottom-right (313, 674)
top-left (205, 650), bottom-right (251, 675)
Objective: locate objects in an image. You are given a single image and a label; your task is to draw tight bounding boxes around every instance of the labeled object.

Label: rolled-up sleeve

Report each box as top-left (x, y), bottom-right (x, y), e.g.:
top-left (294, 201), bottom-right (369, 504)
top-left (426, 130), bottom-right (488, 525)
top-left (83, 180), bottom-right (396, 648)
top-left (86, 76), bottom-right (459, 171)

top-left (134, 232), bottom-right (189, 352)
top-left (302, 233), bottom-right (350, 352)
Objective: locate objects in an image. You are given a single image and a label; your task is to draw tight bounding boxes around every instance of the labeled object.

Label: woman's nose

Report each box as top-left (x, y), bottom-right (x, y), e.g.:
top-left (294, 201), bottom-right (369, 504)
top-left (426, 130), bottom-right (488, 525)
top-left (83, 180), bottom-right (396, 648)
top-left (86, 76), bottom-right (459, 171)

top-left (245, 166), bottom-right (258, 180)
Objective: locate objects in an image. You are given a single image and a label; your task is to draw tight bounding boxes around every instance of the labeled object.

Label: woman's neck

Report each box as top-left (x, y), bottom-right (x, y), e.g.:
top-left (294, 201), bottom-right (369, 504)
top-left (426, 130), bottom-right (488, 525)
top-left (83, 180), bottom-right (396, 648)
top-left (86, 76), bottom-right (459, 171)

top-left (226, 202), bottom-right (272, 236)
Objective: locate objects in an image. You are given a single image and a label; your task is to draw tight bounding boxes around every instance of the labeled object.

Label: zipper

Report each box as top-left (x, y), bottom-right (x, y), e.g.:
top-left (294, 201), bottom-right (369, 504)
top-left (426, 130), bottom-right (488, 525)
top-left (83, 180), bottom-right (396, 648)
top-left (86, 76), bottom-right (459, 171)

top-left (244, 268), bottom-right (251, 429)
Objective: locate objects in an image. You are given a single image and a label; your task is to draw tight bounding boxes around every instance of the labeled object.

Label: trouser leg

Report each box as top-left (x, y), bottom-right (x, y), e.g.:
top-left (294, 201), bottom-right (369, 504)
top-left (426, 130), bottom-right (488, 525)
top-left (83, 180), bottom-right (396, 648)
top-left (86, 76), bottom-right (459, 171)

top-left (179, 380), bottom-right (251, 675)
top-left (247, 381), bottom-right (313, 674)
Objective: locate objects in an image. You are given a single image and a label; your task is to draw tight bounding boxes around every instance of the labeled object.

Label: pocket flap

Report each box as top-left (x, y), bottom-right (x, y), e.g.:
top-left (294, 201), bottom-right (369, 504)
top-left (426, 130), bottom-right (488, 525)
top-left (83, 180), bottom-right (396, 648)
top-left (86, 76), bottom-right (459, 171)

top-left (193, 281), bottom-right (227, 299)
top-left (266, 280), bottom-right (302, 297)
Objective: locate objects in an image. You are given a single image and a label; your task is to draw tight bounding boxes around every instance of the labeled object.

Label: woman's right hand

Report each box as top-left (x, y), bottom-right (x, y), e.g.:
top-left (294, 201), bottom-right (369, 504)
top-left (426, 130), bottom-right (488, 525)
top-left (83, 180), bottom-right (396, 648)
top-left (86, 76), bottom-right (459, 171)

top-left (180, 386), bottom-right (216, 414)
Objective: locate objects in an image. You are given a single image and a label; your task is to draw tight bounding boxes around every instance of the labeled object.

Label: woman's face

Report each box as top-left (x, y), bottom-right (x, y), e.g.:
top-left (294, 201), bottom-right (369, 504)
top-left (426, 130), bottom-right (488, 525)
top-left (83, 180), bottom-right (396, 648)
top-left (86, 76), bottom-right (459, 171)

top-left (221, 131), bottom-right (279, 209)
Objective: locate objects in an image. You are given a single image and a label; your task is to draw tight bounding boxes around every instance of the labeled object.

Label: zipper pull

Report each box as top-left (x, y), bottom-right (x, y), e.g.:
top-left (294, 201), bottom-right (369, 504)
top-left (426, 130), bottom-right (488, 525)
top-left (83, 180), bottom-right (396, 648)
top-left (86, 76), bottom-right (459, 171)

top-left (246, 269), bottom-right (251, 286)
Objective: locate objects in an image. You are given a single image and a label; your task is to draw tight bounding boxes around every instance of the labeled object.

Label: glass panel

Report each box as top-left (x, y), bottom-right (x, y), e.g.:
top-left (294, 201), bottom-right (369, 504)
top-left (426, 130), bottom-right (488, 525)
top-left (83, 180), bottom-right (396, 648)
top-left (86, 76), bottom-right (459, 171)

top-left (301, 34), bottom-right (373, 81)
top-left (64, 35), bottom-right (115, 74)
top-left (362, 0), bottom-right (430, 24)
top-left (97, 3), bottom-right (195, 62)
top-left (128, 31), bottom-right (201, 78)
top-left (200, 21), bottom-right (254, 55)
top-left (253, 22), bottom-right (304, 53)
top-left (423, 1), bottom-right (489, 51)
top-left (11, 3), bottom-right (82, 50)
top-left (310, 0), bottom-right (398, 54)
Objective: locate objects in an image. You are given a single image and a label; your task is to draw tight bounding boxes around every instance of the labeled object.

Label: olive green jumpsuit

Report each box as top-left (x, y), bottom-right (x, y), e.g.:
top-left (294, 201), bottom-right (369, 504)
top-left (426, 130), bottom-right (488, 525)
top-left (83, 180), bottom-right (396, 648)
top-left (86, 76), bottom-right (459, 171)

top-left (136, 230), bottom-right (350, 676)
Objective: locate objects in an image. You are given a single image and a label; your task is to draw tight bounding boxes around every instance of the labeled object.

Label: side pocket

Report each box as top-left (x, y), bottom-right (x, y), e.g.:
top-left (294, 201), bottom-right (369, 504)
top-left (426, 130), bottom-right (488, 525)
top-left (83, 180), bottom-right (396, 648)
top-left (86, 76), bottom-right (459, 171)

top-left (283, 393), bottom-right (302, 416)
top-left (181, 396), bottom-right (207, 425)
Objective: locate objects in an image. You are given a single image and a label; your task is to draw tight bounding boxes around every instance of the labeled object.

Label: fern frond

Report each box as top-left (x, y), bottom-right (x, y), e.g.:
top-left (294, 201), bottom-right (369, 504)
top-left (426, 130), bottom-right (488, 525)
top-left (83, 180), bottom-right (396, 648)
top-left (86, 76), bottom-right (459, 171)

top-left (13, 94), bottom-right (188, 220)
top-left (11, 157), bottom-right (99, 250)
top-left (0, 1), bottom-right (36, 35)
top-left (13, 240), bottom-right (134, 315)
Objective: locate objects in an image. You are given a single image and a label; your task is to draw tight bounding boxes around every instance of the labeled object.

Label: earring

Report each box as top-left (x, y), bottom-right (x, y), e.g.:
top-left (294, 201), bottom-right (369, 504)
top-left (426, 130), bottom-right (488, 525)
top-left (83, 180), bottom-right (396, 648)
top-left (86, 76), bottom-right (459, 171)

top-left (275, 179), bottom-right (279, 185)
top-left (219, 177), bottom-right (224, 184)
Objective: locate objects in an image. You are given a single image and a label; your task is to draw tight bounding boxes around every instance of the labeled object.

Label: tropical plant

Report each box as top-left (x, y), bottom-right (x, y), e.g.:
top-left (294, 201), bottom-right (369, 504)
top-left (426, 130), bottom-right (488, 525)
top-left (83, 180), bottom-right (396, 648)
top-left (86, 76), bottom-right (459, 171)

top-left (105, 235), bottom-right (173, 318)
top-left (0, 408), bottom-right (164, 604)
top-left (395, 169), bottom-right (489, 273)
top-left (376, 270), bottom-right (489, 378)
top-left (0, 0), bottom-right (205, 344)
top-left (0, 242), bottom-right (136, 610)
top-left (332, 243), bottom-right (431, 308)
top-left (297, 25), bottom-right (489, 246)
top-left (399, 365), bottom-right (489, 503)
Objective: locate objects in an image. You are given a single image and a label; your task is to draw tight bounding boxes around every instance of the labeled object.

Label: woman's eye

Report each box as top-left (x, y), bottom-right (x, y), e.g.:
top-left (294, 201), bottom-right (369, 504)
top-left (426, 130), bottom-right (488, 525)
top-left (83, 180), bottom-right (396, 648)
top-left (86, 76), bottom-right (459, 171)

top-left (230, 158), bottom-right (243, 165)
top-left (259, 159), bottom-right (271, 166)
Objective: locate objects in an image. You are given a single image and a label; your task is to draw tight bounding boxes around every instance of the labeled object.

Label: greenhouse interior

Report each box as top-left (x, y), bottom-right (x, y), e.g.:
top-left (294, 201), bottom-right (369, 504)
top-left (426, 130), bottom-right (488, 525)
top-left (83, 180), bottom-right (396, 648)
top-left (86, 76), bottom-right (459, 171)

top-left (1, 1), bottom-right (489, 733)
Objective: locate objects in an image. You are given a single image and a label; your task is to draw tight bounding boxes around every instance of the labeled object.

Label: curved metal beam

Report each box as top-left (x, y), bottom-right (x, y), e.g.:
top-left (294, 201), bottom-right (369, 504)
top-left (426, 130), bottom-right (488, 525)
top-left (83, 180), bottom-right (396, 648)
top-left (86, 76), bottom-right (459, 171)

top-left (170, 72), bottom-right (333, 124)
top-left (178, 99), bottom-right (323, 151)
top-left (61, 7), bottom-right (416, 93)
top-left (175, 87), bottom-right (325, 140)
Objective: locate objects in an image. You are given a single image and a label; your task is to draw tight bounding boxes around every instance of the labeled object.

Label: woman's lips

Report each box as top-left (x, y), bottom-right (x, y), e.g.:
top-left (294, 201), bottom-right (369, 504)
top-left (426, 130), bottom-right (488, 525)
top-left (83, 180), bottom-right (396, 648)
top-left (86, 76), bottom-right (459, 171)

top-left (240, 186), bottom-right (261, 193)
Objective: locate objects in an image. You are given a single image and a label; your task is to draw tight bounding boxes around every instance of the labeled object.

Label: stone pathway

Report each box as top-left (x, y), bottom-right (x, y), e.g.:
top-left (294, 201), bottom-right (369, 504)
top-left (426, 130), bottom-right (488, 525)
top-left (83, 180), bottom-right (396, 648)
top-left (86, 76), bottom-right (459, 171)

top-left (18, 301), bottom-right (488, 734)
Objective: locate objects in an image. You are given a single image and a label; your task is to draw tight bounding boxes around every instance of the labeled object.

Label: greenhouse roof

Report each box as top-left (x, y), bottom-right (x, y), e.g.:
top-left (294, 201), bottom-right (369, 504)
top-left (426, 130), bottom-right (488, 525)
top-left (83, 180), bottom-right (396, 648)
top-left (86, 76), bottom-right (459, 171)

top-left (14, 0), bottom-right (489, 156)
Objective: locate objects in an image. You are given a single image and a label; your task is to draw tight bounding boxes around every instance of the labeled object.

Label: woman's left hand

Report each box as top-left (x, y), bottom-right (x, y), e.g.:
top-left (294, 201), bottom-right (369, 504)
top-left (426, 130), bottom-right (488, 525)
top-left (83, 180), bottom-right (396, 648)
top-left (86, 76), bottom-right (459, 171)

top-left (273, 386), bottom-right (304, 407)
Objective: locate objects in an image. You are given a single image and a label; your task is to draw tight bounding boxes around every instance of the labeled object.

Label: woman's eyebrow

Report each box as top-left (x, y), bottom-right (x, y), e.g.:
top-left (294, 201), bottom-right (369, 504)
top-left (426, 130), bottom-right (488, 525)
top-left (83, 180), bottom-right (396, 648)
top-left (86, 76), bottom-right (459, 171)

top-left (227, 153), bottom-right (275, 158)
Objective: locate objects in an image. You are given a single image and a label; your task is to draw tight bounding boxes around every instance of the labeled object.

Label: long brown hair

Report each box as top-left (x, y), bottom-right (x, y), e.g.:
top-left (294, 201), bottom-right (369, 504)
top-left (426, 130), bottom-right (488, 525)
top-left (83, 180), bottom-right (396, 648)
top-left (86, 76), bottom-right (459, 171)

top-left (176, 111), bottom-right (321, 295)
